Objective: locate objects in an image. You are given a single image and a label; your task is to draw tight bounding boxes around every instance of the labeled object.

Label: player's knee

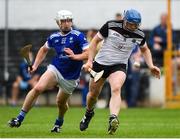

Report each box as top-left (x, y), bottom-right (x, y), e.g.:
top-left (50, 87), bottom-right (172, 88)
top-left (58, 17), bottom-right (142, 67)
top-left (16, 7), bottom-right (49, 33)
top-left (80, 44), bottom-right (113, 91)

top-left (88, 92), bottom-right (98, 100)
top-left (89, 88), bottom-right (100, 97)
top-left (12, 82), bottom-right (19, 88)
top-left (111, 87), bottom-right (121, 95)
top-left (33, 85), bottom-right (45, 94)
top-left (56, 99), bottom-right (68, 109)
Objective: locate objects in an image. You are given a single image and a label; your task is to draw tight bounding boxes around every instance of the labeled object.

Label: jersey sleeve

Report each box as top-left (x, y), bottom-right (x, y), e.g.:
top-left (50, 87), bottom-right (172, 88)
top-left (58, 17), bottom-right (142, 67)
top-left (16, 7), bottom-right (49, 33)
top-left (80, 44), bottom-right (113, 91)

top-left (78, 33), bottom-right (89, 50)
top-left (99, 22), bottom-right (109, 38)
top-left (46, 36), bottom-right (53, 49)
top-left (139, 37), bottom-right (146, 47)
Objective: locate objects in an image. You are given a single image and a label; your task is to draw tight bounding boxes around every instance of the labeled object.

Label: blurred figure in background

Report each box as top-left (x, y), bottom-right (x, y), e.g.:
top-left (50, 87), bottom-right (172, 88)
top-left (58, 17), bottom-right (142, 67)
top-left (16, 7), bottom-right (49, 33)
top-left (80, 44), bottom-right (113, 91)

top-left (86, 28), bottom-right (98, 42)
top-left (115, 13), bottom-right (123, 21)
top-left (80, 70), bottom-right (90, 107)
top-left (124, 45), bottom-right (143, 107)
top-left (11, 52), bottom-right (40, 106)
top-left (149, 13), bottom-right (177, 67)
top-left (8, 10), bottom-right (89, 133)
top-left (80, 9), bottom-right (160, 134)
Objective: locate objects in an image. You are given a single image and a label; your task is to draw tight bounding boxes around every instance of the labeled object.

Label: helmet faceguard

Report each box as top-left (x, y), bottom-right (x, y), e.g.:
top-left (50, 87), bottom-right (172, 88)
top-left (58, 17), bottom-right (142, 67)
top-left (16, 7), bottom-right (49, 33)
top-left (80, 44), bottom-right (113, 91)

top-left (55, 10), bottom-right (73, 34)
top-left (123, 9), bottom-right (141, 31)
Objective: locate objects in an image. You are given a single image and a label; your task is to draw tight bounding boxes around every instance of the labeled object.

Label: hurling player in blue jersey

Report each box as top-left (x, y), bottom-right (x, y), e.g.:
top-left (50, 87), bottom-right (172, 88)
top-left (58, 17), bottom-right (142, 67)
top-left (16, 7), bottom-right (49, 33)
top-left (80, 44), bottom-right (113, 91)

top-left (8, 10), bottom-right (89, 133)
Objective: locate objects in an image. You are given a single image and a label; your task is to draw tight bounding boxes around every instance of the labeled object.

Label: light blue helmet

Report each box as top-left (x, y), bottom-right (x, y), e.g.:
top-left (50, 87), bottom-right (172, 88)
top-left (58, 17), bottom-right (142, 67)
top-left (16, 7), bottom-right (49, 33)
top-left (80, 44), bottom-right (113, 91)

top-left (124, 9), bottom-right (141, 24)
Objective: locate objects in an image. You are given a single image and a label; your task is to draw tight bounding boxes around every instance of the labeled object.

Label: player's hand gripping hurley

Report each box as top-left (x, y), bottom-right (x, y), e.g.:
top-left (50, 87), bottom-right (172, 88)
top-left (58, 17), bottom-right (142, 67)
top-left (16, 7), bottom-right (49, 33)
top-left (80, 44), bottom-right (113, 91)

top-left (83, 61), bottom-right (104, 82)
top-left (88, 68), bottom-right (104, 82)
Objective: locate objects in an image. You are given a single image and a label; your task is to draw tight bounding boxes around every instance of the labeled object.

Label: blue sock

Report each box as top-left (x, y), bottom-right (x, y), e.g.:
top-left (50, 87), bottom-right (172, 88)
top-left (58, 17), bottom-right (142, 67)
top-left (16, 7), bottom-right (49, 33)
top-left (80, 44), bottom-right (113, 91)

top-left (55, 117), bottom-right (64, 127)
top-left (17, 109), bottom-right (27, 122)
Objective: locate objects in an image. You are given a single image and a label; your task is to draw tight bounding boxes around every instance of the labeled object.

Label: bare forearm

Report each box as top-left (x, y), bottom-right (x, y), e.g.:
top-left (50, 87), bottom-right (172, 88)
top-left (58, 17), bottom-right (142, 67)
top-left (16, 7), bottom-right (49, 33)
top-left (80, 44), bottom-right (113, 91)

top-left (73, 50), bottom-right (88, 61)
top-left (33, 47), bottom-right (48, 68)
top-left (88, 44), bottom-right (97, 62)
top-left (88, 35), bottom-right (101, 62)
top-left (141, 47), bottom-right (154, 68)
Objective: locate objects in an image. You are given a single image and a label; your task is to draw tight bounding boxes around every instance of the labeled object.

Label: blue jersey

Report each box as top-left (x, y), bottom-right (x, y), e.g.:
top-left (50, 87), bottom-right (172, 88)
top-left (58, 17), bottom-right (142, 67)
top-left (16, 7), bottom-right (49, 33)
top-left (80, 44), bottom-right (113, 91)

top-left (19, 61), bottom-right (31, 81)
top-left (46, 29), bottom-right (88, 80)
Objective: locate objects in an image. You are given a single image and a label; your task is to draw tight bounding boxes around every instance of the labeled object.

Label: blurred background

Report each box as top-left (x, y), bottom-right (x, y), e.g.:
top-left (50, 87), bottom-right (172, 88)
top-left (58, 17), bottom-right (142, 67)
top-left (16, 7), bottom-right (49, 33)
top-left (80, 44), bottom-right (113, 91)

top-left (0, 0), bottom-right (180, 108)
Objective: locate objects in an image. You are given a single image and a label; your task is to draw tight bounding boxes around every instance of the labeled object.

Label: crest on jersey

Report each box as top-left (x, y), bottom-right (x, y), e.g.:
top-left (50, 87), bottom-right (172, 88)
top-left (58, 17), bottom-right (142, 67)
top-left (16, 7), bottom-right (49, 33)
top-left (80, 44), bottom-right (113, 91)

top-left (69, 37), bottom-right (73, 43)
top-left (61, 38), bottom-right (66, 44)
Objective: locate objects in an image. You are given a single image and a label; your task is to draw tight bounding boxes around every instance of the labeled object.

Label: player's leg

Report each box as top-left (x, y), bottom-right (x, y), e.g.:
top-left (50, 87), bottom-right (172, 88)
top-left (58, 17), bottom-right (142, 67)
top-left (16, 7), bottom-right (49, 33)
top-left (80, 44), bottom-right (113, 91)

top-left (108, 71), bottom-right (126, 134)
top-left (80, 78), bottom-right (106, 131)
top-left (22, 70), bottom-right (57, 111)
top-left (51, 75), bottom-right (78, 133)
top-left (28, 74), bottom-right (41, 105)
top-left (8, 70), bottom-right (58, 128)
top-left (28, 74), bottom-right (40, 87)
top-left (51, 89), bottom-right (70, 133)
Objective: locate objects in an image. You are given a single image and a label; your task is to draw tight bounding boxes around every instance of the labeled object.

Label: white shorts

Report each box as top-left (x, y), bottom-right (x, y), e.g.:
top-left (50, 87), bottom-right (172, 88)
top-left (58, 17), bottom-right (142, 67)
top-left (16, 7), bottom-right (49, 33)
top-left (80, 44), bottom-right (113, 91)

top-left (47, 64), bottom-right (78, 94)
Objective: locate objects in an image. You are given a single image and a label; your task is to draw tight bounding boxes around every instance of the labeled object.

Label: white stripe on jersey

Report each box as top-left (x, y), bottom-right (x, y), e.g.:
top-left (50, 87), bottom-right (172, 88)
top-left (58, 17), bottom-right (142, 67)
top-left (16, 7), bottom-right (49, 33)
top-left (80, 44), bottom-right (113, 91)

top-left (108, 22), bottom-right (122, 28)
top-left (134, 29), bottom-right (145, 38)
top-left (82, 43), bottom-right (89, 50)
top-left (71, 30), bottom-right (81, 36)
top-left (45, 41), bottom-right (50, 49)
top-left (49, 33), bottom-right (60, 39)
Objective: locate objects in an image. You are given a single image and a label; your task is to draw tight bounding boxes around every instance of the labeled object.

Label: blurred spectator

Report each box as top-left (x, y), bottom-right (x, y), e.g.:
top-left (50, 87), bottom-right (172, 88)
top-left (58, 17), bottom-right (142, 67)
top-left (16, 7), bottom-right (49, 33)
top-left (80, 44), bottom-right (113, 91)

top-left (172, 45), bottom-right (180, 93)
top-left (124, 45), bottom-right (143, 107)
top-left (11, 52), bottom-right (40, 106)
top-left (80, 70), bottom-right (90, 107)
top-left (149, 13), bottom-right (177, 67)
top-left (115, 13), bottom-right (123, 21)
top-left (86, 28), bottom-right (97, 42)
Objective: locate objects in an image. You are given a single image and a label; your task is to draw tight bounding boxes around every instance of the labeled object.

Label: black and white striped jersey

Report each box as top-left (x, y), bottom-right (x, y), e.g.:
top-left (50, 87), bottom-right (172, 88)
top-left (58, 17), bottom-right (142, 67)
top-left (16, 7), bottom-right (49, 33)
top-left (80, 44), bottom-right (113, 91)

top-left (95, 20), bottom-right (146, 65)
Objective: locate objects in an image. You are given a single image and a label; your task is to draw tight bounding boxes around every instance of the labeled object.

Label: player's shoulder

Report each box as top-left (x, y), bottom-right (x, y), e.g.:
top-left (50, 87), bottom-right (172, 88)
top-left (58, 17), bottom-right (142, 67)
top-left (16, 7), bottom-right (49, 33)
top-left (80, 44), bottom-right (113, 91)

top-left (105, 20), bottom-right (123, 28)
top-left (134, 28), bottom-right (145, 38)
top-left (49, 32), bottom-right (60, 39)
top-left (70, 29), bottom-right (83, 36)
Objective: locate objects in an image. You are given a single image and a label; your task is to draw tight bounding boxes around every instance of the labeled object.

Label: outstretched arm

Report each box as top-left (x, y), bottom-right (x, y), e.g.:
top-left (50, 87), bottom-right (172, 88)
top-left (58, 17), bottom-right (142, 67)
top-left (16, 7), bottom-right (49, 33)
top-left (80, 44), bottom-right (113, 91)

top-left (140, 43), bottom-right (161, 79)
top-left (64, 48), bottom-right (89, 61)
top-left (30, 43), bottom-right (49, 73)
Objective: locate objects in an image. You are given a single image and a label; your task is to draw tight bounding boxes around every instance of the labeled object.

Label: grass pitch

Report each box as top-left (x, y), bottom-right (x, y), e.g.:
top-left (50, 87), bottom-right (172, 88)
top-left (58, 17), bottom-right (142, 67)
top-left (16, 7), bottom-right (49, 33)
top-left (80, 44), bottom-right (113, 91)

top-left (0, 106), bottom-right (180, 138)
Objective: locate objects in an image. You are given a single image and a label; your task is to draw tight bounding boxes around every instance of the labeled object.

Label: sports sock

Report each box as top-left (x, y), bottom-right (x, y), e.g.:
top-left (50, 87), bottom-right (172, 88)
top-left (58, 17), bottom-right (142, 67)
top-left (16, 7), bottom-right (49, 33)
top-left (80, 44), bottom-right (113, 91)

top-left (17, 109), bottom-right (27, 122)
top-left (55, 117), bottom-right (64, 127)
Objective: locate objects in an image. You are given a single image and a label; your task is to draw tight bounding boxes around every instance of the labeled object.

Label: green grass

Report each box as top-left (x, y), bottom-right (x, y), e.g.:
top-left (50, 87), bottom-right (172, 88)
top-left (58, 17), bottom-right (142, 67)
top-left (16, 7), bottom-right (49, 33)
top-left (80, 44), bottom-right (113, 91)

top-left (0, 106), bottom-right (180, 138)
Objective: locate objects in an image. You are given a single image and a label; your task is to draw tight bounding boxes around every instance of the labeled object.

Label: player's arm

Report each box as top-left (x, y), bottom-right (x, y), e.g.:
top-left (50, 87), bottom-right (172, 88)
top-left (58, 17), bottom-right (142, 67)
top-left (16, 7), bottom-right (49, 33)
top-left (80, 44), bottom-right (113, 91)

top-left (31, 43), bottom-right (49, 71)
top-left (88, 34), bottom-right (103, 63)
top-left (140, 43), bottom-right (161, 79)
top-left (83, 22), bottom-right (107, 71)
top-left (82, 34), bottom-right (103, 71)
top-left (140, 43), bottom-right (154, 68)
top-left (64, 47), bottom-right (89, 61)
